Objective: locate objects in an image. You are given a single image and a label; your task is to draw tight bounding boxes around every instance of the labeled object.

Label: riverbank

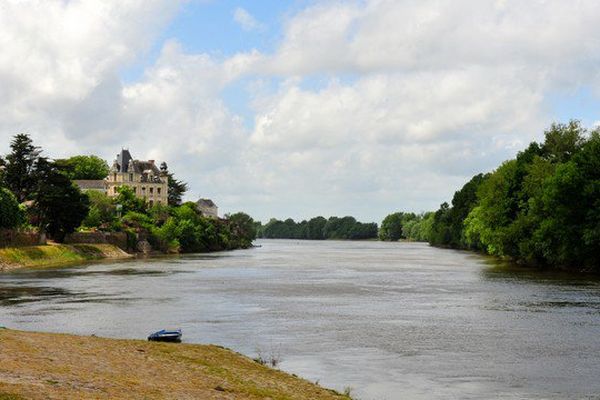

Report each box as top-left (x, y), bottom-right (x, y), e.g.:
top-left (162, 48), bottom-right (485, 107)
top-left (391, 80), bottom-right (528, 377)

top-left (0, 243), bottom-right (132, 272)
top-left (0, 329), bottom-right (350, 400)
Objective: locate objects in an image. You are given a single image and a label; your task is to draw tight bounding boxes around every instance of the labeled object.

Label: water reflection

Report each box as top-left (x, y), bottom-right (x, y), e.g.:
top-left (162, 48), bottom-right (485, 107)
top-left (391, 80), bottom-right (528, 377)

top-left (0, 286), bottom-right (74, 306)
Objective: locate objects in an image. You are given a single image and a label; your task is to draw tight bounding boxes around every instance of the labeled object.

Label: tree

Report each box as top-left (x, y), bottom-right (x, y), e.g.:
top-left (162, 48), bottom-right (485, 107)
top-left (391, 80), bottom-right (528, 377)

top-left (0, 188), bottom-right (24, 228)
top-left (82, 191), bottom-right (116, 228)
top-left (227, 212), bottom-right (257, 247)
top-left (542, 120), bottom-right (585, 163)
top-left (57, 155), bottom-right (109, 180)
top-left (32, 158), bottom-right (90, 242)
top-left (114, 186), bottom-right (146, 214)
top-left (4, 134), bottom-right (41, 202)
top-left (307, 216), bottom-right (327, 239)
top-left (160, 163), bottom-right (188, 206)
top-left (379, 212), bottom-right (405, 241)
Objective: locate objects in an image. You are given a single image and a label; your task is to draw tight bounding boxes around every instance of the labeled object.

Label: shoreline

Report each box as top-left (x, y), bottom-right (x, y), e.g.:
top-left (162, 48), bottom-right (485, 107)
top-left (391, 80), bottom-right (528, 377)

top-left (0, 243), bottom-right (133, 272)
top-left (0, 328), bottom-right (350, 400)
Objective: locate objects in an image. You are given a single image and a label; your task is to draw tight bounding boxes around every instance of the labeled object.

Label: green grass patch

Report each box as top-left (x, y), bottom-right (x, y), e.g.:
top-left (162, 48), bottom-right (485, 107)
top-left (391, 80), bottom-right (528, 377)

top-left (0, 244), bottom-right (128, 269)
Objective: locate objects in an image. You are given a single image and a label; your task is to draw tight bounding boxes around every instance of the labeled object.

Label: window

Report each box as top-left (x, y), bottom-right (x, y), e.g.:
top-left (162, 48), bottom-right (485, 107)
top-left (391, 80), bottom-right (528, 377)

top-left (113, 173), bottom-right (117, 181)
top-left (133, 187), bottom-right (136, 194)
top-left (150, 187), bottom-right (154, 194)
top-left (129, 173), bottom-right (134, 182)
top-left (157, 187), bottom-right (161, 195)
top-left (149, 200), bottom-right (154, 207)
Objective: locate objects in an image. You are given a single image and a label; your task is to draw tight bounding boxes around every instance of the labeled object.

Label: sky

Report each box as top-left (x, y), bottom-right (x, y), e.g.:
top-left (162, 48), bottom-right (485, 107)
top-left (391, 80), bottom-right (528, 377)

top-left (1, 0), bottom-right (600, 223)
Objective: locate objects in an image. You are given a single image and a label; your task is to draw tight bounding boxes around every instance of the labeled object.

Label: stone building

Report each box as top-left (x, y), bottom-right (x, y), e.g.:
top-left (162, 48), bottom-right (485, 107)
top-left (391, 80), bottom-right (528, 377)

top-left (106, 149), bottom-right (169, 206)
top-left (196, 198), bottom-right (218, 218)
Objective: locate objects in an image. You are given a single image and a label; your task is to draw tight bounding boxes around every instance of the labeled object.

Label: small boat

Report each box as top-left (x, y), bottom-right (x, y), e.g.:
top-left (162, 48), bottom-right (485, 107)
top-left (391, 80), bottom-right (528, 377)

top-left (148, 329), bottom-right (182, 343)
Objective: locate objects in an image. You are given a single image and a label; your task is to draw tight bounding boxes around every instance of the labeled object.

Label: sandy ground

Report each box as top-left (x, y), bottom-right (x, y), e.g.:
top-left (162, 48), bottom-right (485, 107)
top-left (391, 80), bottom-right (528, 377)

top-left (0, 329), bottom-right (349, 400)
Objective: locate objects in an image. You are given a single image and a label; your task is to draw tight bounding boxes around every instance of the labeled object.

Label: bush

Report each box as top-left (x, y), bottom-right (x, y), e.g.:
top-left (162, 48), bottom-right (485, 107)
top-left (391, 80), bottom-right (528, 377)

top-left (0, 188), bottom-right (24, 229)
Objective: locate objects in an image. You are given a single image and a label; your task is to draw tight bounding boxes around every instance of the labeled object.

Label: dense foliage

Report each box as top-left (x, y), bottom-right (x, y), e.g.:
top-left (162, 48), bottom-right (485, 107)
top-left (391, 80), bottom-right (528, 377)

top-left (31, 158), bottom-right (90, 242)
top-left (56, 155), bottom-right (110, 180)
top-left (258, 216), bottom-right (378, 240)
top-left (379, 212), bottom-right (434, 242)
top-left (2, 135), bottom-right (89, 241)
top-left (0, 134), bottom-right (254, 252)
top-left (0, 188), bottom-right (24, 229)
top-left (430, 121), bottom-right (600, 272)
top-left (81, 188), bottom-right (256, 253)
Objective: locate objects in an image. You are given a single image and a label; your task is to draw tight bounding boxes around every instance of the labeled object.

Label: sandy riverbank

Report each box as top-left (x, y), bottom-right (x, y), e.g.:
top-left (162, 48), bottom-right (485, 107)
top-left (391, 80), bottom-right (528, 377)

top-left (0, 329), bottom-right (350, 400)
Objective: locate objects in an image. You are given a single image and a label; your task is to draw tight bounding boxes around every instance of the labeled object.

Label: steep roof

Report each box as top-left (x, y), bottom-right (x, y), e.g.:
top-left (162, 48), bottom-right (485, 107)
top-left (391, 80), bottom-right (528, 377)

top-left (133, 160), bottom-right (161, 175)
top-left (115, 149), bottom-right (133, 173)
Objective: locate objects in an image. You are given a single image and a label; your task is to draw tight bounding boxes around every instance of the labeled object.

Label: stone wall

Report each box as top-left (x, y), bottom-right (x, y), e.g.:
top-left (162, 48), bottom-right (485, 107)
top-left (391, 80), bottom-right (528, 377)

top-left (64, 231), bottom-right (129, 252)
top-left (0, 229), bottom-right (45, 248)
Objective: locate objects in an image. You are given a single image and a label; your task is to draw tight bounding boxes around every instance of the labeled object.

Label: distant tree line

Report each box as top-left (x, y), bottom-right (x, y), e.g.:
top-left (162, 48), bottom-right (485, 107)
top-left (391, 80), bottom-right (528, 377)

top-left (257, 216), bottom-right (378, 240)
top-left (428, 121), bottom-right (600, 272)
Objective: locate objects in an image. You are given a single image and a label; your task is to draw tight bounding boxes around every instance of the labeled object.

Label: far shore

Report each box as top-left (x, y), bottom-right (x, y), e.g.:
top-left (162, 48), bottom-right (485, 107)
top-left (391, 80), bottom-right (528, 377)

top-left (0, 329), bottom-right (350, 400)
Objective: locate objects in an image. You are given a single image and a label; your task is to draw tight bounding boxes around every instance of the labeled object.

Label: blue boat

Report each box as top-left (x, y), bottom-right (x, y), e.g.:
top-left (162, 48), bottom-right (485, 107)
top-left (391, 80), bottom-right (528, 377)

top-left (148, 329), bottom-right (182, 343)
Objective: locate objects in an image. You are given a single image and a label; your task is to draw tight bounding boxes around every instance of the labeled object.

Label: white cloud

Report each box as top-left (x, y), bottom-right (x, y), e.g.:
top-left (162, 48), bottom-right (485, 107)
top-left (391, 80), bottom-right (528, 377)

top-left (233, 7), bottom-right (263, 32)
top-left (2, 0), bottom-right (600, 222)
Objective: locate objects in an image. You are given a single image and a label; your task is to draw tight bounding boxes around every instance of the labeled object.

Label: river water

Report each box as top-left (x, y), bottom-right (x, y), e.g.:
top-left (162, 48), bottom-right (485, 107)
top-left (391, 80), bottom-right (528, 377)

top-left (1, 240), bottom-right (599, 399)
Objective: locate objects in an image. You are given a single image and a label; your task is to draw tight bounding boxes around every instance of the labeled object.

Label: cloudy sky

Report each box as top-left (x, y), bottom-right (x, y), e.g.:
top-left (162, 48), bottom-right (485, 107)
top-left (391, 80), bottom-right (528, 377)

top-left (1, 0), bottom-right (600, 223)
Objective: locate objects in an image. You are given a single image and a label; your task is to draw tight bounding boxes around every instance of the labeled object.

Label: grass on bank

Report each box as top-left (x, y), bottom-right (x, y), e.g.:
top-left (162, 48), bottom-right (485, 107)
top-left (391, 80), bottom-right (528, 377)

top-left (0, 243), bottom-right (131, 270)
top-left (0, 329), bottom-right (351, 400)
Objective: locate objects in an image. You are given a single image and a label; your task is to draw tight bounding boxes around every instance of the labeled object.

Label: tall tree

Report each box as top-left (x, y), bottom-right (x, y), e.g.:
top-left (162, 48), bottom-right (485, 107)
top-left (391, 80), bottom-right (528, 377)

top-left (161, 162), bottom-right (188, 206)
top-left (379, 212), bottom-right (405, 241)
top-left (31, 158), bottom-right (89, 242)
top-left (4, 134), bottom-right (41, 202)
top-left (227, 212), bottom-right (257, 247)
top-left (168, 174), bottom-right (188, 206)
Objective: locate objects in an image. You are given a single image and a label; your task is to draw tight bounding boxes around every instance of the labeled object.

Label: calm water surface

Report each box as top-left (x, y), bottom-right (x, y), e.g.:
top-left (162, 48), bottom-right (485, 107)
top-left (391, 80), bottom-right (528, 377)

top-left (1, 240), bottom-right (599, 399)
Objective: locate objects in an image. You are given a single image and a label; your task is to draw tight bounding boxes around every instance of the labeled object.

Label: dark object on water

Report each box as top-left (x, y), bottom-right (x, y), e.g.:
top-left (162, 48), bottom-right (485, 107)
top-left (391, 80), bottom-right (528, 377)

top-left (148, 329), bottom-right (182, 343)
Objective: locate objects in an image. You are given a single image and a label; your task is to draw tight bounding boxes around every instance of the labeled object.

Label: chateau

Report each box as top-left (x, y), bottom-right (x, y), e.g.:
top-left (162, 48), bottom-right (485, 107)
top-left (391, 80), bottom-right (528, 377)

top-left (106, 149), bottom-right (169, 206)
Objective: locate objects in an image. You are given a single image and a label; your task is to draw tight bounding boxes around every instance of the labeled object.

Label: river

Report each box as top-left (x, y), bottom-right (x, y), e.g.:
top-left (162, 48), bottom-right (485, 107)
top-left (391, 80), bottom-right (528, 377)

top-left (1, 240), bottom-right (599, 399)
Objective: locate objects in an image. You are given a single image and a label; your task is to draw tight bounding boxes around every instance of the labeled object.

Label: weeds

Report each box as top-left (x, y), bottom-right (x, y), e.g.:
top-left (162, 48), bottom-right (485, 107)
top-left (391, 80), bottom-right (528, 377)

top-left (254, 343), bottom-right (282, 368)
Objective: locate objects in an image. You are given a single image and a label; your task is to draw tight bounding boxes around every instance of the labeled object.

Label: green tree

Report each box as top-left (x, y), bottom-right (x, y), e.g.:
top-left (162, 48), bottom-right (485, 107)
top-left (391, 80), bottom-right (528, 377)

top-left (307, 216), bottom-right (327, 239)
top-left (160, 162), bottom-right (188, 206)
top-left (114, 186), bottom-right (146, 214)
top-left (227, 212), bottom-right (257, 247)
top-left (541, 120), bottom-right (585, 163)
top-left (32, 158), bottom-right (90, 242)
top-left (82, 191), bottom-right (116, 228)
top-left (4, 134), bottom-right (41, 202)
top-left (0, 187), bottom-right (25, 228)
top-left (57, 155), bottom-right (110, 180)
top-left (379, 212), bottom-right (405, 241)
